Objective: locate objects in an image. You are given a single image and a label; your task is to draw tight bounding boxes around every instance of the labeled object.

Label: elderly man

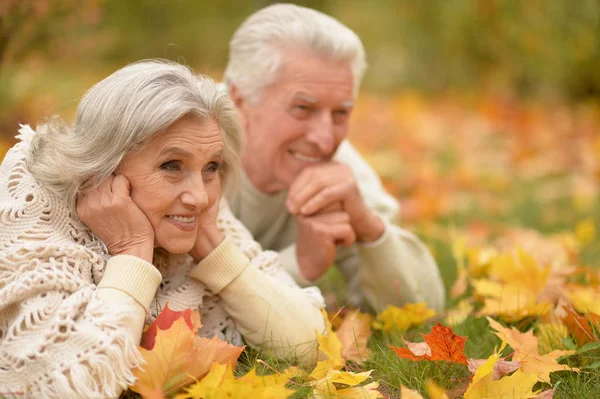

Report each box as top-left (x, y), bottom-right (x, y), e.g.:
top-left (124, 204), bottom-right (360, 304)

top-left (224, 3), bottom-right (445, 312)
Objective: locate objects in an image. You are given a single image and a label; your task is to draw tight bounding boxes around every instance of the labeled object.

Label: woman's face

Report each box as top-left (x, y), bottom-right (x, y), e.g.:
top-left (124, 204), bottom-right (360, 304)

top-left (114, 116), bottom-right (223, 254)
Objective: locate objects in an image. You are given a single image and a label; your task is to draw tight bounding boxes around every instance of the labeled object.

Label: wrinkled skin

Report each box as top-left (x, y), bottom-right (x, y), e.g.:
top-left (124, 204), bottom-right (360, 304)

top-left (232, 48), bottom-right (384, 281)
top-left (77, 116), bottom-right (225, 263)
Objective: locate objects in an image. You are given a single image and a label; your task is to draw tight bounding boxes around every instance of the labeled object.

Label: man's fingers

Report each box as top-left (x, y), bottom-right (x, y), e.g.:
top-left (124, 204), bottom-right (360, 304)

top-left (321, 201), bottom-right (343, 213)
top-left (287, 163), bottom-right (337, 213)
top-left (299, 183), bottom-right (346, 215)
top-left (287, 178), bottom-right (323, 214)
top-left (328, 223), bottom-right (356, 248)
top-left (302, 210), bottom-right (350, 224)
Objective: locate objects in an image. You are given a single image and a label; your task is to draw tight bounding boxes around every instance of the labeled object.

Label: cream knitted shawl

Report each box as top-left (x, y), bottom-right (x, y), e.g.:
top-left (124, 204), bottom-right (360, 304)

top-left (0, 126), bottom-right (322, 398)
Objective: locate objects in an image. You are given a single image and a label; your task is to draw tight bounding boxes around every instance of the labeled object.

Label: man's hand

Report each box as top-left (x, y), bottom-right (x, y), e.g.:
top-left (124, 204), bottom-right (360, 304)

top-left (286, 162), bottom-right (385, 243)
top-left (295, 210), bottom-right (356, 281)
top-left (77, 175), bottom-right (155, 263)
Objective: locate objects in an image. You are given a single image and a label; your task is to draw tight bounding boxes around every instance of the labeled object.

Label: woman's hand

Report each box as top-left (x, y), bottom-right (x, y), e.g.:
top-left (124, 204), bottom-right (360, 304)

top-left (77, 175), bottom-right (155, 263)
top-left (188, 198), bottom-right (224, 263)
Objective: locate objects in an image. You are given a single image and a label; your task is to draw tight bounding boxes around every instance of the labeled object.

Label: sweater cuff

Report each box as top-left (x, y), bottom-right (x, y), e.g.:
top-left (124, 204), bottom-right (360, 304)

top-left (356, 220), bottom-right (396, 261)
top-left (189, 236), bottom-right (249, 293)
top-left (97, 255), bottom-right (162, 313)
top-left (279, 244), bottom-right (313, 287)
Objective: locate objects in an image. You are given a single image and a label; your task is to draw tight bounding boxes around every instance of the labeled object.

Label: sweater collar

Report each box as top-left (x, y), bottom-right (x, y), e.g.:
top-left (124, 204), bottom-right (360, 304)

top-left (238, 169), bottom-right (288, 207)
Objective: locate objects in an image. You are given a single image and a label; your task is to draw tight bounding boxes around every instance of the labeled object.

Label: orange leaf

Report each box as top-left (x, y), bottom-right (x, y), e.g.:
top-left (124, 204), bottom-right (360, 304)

top-left (130, 307), bottom-right (243, 398)
top-left (562, 305), bottom-right (596, 345)
top-left (389, 323), bottom-right (468, 365)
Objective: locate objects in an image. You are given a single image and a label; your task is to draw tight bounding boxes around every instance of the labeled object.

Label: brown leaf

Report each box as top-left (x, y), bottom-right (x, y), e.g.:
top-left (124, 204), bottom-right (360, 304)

top-left (389, 323), bottom-right (468, 365)
top-left (468, 358), bottom-right (521, 379)
top-left (533, 388), bottom-right (555, 399)
top-left (336, 309), bottom-right (373, 363)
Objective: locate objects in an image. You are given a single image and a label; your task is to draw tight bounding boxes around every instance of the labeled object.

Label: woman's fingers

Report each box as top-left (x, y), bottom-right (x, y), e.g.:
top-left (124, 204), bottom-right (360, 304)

top-left (97, 173), bottom-right (115, 194)
top-left (111, 174), bottom-right (131, 197)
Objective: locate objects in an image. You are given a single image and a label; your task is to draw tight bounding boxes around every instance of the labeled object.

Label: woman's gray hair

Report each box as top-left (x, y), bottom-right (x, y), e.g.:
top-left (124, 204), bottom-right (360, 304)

top-left (27, 59), bottom-right (244, 214)
top-left (224, 3), bottom-right (366, 103)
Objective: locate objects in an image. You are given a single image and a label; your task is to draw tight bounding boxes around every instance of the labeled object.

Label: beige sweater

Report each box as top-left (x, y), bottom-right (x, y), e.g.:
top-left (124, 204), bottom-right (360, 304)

top-left (230, 141), bottom-right (445, 312)
top-left (0, 126), bottom-right (325, 399)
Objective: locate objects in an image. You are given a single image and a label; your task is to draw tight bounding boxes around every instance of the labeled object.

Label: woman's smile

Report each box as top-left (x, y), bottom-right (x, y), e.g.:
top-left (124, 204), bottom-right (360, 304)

top-left (165, 214), bottom-right (197, 231)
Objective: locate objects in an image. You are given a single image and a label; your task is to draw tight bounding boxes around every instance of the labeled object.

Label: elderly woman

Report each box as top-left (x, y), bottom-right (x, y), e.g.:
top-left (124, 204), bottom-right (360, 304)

top-left (0, 60), bottom-right (325, 398)
top-left (225, 4), bottom-right (445, 313)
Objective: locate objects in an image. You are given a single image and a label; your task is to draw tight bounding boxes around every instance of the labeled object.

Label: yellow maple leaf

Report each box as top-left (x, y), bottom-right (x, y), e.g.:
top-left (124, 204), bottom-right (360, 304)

top-left (487, 317), bottom-right (577, 383)
top-left (465, 368), bottom-right (539, 399)
top-left (575, 218), bottom-right (596, 246)
top-left (565, 284), bottom-right (600, 315)
top-left (443, 299), bottom-right (474, 326)
top-left (425, 380), bottom-right (449, 399)
top-left (176, 362), bottom-right (295, 399)
top-left (336, 309), bottom-right (373, 364)
top-left (473, 279), bottom-right (551, 322)
top-left (310, 370), bottom-right (374, 399)
top-left (316, 308), bottom-right (344, 368)
top-left (336, 381), bottom-right (384, 398)
top-left (489, 250), bottom-right (550, 295)
top-left (373, 302), bottom-right (435, 332)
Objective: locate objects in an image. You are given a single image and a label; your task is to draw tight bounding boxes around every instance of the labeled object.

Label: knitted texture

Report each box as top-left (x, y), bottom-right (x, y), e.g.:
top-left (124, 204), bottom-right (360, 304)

top-left (0, 125), bottom-right (323, 398)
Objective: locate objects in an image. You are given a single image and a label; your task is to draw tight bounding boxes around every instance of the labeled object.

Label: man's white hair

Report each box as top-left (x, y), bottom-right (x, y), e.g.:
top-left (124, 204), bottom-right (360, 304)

top-left (224, 3), bottom-right (366, 102)
top-left (27, 59), bottom-right (244, 214)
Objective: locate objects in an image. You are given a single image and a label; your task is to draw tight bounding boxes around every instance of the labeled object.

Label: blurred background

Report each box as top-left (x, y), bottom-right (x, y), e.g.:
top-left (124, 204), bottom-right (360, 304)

top-left (1, 0), bottom-right (599, 287)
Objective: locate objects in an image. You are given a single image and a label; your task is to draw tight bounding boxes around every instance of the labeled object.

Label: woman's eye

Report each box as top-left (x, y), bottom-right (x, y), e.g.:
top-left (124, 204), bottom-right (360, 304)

top-left (206, 161), bottom-right (222, 173)
top-left (160, 160), bottom-right (181, 171)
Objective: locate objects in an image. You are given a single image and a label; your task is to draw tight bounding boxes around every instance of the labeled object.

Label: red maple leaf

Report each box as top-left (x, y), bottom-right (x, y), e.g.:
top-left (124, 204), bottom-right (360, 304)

top-left (389, 322), bottom-right (468, 365)
top-left (141, 303), bottom-right (199, 350)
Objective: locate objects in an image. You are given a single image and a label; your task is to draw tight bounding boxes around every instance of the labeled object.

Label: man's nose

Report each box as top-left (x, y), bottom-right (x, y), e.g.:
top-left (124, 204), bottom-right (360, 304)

top-left (180, 175), bottom-right (209, 210)
top-left (306, 112), bottom-right (336, 155)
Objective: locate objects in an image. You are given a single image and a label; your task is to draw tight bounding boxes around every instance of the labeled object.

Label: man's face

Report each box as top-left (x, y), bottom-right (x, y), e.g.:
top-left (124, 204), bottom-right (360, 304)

top-left (235, 49), bottom-right (354, 193)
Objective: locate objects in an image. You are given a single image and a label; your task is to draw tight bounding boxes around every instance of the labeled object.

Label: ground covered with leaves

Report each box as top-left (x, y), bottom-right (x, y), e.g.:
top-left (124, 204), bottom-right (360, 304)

top-left (2, 93), bottom-right (599, 399)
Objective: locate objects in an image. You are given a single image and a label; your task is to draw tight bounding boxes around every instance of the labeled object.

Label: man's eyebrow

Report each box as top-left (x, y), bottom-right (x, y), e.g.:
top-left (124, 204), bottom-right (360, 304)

top-left (293, 92), bottom-right (319, 104)
top-left (293, 92), bottom-right (354, 109)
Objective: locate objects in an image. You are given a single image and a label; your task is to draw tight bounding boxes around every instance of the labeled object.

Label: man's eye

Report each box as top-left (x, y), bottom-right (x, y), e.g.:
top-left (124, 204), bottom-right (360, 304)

top-left (333, 109), bottom-right (349, 124)
top-left (160, 160), bottom-right (180, 171)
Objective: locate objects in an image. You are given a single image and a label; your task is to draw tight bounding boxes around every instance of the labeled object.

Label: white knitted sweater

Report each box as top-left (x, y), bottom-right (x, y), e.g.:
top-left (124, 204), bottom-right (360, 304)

top-left (0, 126), bottom-right (324, 398)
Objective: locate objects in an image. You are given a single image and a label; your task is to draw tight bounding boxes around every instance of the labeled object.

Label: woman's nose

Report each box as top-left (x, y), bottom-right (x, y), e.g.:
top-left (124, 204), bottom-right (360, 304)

top-left (180, 178), bottom-right (209, 210)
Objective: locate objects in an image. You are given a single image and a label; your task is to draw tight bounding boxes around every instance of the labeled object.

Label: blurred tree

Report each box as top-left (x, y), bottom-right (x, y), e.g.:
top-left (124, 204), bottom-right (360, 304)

top-left (0, 0), bottom-right (105, 67)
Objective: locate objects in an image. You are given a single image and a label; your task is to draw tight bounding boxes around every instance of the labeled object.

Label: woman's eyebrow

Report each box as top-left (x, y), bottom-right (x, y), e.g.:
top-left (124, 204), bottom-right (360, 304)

top-left (159, 146), bottom-right (194, 158)
top-left (210, 149), bottom-right (224, 159)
